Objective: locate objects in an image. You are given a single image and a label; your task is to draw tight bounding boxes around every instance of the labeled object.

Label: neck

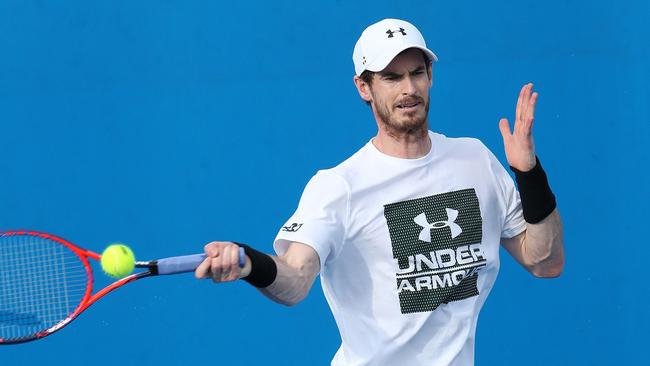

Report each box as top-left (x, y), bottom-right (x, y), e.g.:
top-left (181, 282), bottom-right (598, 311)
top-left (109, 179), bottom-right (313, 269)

top-left (373, 122), bottom-right (431, 159)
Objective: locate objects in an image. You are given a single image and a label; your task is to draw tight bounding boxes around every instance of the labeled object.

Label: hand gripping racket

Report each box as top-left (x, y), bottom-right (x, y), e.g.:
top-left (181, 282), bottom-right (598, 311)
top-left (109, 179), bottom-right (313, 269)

top-left (0, 230), bottom-right (244, 344)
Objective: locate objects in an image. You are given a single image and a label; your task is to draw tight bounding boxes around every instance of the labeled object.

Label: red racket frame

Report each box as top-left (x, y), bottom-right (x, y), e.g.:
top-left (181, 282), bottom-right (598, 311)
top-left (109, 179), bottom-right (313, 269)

top-left (0, 231), bottom-right (154, 345)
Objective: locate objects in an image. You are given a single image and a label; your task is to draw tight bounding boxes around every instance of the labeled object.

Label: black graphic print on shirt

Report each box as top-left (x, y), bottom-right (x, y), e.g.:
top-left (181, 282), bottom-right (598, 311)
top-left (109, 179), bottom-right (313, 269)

top-left (383, 188), bottom-right (485, 314)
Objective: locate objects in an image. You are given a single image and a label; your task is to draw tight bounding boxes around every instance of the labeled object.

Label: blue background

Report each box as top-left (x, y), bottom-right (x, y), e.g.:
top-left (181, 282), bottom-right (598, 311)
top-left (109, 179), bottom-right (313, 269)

top-left (1, 1), bottom-right (648, 364)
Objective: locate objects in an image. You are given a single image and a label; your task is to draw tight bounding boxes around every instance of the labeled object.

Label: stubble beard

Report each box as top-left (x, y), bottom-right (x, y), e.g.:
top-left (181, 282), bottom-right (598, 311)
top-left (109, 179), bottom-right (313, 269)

top-left (373, 94), bottom-right (430, 138)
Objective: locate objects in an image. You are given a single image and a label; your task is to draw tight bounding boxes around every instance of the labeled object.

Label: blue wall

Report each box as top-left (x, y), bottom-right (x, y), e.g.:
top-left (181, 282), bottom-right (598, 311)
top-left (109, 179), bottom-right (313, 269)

top-left (1, 1), bottom-right (648, 364)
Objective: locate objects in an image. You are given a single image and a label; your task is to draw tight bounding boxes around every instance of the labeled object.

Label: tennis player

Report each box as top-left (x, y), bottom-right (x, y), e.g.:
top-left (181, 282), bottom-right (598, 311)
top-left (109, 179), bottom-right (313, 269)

top-left (196, 18), bottom-right (564, 366)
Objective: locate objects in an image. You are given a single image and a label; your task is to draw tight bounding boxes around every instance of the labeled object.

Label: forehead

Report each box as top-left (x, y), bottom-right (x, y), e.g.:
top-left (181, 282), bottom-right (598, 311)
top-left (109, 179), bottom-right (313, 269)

top-left (381, 48), bottom-right (427, 73)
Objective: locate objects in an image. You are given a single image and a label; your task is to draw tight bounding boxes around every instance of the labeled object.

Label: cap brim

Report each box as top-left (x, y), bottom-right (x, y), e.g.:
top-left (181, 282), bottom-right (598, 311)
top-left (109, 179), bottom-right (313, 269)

top-left (364, 44), bottom-right (438, 74)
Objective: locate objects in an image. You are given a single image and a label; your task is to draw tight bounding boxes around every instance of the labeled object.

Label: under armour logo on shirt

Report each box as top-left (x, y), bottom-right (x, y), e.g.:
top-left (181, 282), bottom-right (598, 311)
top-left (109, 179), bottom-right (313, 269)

top-left (414, 208), bottom-right (462, 242)
top-left (386, 27), bottom-right (407, 38)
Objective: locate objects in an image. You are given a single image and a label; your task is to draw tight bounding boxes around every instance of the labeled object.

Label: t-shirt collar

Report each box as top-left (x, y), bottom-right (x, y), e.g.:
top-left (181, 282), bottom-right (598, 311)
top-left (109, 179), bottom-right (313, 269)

top-left (367, 130), bottom-right (436, 166)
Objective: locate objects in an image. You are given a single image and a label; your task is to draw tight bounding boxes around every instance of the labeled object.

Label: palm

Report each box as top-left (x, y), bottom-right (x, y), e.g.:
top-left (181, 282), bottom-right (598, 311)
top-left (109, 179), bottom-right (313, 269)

top-left (498, 83), bottom-right (538, 172)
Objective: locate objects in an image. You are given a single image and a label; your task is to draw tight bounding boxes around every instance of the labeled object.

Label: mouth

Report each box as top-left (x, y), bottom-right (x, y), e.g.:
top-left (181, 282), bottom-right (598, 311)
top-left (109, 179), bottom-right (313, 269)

top-left (395, 101), bottom-right (420, 111)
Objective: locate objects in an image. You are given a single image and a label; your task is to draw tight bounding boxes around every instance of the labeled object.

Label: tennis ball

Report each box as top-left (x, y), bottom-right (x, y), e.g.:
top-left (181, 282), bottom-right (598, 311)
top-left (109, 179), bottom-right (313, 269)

top-left (100, 244), bottom-right (135, 278)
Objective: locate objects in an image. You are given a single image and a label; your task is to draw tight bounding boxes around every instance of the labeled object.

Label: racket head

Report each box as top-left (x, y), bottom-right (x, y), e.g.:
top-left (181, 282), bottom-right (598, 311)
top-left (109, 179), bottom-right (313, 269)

top-left (0, 231), bottom-right (97, 344)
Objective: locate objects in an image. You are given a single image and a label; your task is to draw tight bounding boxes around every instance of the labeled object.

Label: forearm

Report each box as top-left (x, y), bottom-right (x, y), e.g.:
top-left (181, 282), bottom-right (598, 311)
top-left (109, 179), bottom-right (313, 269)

top-left (256, 256), bottom-right (318, 306)
top-left (520, 208), bottom-right (564, 277)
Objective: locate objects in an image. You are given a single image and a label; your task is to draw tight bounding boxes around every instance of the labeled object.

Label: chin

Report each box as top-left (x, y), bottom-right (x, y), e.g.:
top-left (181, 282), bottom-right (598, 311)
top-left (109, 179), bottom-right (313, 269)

top-left (388, 118), bottom-right (427, 134)
top-left (398, 114), bottom-right (427, 128)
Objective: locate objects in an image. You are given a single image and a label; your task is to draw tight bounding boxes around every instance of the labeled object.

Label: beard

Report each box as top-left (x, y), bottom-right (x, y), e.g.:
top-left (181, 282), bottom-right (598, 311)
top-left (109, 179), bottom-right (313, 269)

top-left (372, 93), bottom-right (430, 137)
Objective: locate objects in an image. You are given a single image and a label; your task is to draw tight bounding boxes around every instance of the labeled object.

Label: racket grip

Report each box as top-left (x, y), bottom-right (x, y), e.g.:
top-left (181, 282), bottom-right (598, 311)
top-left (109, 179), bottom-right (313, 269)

top-left (157, 247), bottom-right (246, 275)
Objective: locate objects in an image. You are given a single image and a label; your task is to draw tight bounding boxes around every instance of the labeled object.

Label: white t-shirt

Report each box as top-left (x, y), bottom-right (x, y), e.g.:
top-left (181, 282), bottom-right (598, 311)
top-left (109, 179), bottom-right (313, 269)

top-left (274, 131), bottom-right (526, 366)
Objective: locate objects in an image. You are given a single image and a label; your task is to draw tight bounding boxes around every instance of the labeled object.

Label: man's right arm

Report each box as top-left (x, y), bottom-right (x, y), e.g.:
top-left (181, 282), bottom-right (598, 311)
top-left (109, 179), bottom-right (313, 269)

top-left (194, 241), bottom-right (320, 306)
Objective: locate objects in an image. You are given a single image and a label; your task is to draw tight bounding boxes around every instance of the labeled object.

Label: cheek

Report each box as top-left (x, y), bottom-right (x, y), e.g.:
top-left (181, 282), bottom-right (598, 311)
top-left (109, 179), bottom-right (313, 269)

top-left (375, 88), bottom-right (398, 105)
top-left (416, 77), bottom-right (430, 89)
top-left (416, 84), bottom-right (430, 99)
top-left (378, 94), bottom-right (395, 111)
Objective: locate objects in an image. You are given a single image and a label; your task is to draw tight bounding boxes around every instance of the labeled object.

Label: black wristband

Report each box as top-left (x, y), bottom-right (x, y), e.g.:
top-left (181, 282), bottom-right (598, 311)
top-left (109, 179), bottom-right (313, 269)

top-left (510, 156), bottom-right (557, 224)
top-left (236, 243), bottom-right (277, 288)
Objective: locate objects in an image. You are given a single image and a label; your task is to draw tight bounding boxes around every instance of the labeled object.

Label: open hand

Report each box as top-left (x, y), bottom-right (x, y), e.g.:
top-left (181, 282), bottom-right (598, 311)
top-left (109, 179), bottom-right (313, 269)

top-left (498, 83), bottom-right (538, 171)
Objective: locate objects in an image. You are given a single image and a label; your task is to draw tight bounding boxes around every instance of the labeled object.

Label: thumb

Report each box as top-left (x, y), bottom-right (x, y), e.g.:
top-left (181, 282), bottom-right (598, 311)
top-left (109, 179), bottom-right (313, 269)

top-left (498, 118), bottom-right (511, 140)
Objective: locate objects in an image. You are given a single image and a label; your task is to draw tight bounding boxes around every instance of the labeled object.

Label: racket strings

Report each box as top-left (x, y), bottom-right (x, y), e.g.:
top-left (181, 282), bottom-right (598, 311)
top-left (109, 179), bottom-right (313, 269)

top-left (0, 234), bottom-right (88, 341)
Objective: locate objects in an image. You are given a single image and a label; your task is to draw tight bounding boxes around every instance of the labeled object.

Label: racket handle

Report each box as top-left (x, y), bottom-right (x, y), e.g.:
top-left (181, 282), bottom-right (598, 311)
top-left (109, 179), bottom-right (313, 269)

top-left (156, 247), bottom-right (245, 275)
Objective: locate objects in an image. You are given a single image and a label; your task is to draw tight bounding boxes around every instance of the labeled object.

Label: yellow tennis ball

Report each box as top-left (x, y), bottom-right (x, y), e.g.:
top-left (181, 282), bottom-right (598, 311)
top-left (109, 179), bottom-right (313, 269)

top-left (100, 244), bottom-right (135, 278)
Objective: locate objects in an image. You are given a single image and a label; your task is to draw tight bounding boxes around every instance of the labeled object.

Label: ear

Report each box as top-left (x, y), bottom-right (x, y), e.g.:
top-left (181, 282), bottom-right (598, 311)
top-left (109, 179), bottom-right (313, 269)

top-left (426, 62), bottom-right (433, 87)
top-left (353, 75), bottom-right (373, 103)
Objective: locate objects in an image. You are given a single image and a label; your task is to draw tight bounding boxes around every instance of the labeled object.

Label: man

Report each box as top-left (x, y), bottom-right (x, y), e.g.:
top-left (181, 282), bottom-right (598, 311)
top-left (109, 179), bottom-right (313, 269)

top-left (195, 18), bottom-right (564, 366)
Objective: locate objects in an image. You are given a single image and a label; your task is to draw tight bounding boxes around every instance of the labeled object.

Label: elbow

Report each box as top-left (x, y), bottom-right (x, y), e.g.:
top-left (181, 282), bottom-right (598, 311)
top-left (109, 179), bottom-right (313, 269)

top-left (531, 266), bottom-right (563, 278)
top-left (530, 257), bottom-right (565, 278)
top-left (263, 293), bottom-right (303, 307)
top-left (281, 273), bottom-right (313, 306)
top-left (277, 299), bottom-right (299, 307)
top-left (527, 237), bottom-right (565, 279)
top-left (282, 300), bottom-right (301, 307)
top-left (262, 281), bottom-right (311, 307)
top-left (276, 291), bottom-right (308, 307)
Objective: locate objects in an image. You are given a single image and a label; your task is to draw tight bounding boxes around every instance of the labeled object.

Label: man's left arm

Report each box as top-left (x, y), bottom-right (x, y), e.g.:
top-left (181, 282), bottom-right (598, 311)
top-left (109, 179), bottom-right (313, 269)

top-left (498, 83), bottom-right (565, 278)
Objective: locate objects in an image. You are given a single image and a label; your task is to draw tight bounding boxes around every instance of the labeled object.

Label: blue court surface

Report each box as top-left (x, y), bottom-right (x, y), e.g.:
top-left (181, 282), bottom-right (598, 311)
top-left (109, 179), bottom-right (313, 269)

top-left (1, 1), bottom-right (648, 365)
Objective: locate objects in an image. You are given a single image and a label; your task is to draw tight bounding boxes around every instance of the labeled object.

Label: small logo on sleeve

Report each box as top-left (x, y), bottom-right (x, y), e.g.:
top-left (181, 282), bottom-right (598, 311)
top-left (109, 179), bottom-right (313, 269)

top-left (282, 223), bottom-right (303, 232)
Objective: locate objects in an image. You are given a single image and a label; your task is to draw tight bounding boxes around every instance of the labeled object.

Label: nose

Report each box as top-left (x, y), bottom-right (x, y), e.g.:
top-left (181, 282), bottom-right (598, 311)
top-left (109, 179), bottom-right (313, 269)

top-left (401, 75), bottom-right (417, 95)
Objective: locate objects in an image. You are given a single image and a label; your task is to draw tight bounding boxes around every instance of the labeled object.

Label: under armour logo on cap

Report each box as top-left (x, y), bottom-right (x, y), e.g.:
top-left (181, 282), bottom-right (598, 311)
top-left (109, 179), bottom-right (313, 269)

top-left (386, 27), bottom-right (407, 38)
top-left (414, 208), bottom-right (462, 242)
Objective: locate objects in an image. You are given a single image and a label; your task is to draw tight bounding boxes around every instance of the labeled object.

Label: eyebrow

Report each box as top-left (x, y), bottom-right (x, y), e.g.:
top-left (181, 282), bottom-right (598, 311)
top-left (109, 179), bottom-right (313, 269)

top-left (379, 66), bottom-right (427, 79)
top-left (380, 71), bottom-right (402, 79)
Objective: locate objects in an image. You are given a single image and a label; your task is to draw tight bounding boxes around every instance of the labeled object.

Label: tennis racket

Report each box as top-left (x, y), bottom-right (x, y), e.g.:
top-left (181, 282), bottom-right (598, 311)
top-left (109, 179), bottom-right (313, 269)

top-left (0, 230), bottom-right (244, 344)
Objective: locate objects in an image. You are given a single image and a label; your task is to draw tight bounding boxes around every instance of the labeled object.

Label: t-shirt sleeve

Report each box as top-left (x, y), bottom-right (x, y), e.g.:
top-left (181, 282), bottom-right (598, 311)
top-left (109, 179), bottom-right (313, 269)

top-left (273, 170), bottom-right (349, 271)
top-left (486, 149), bottom-right (527, 238)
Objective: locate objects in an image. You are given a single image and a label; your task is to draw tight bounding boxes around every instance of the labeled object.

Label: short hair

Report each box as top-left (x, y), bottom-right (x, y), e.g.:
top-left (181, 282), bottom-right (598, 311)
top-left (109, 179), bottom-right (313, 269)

top-left (358, 50), bottom-right (431, 106)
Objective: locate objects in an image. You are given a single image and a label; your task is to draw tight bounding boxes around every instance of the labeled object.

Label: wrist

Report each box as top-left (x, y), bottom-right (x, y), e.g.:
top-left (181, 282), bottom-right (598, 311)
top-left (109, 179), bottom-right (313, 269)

top-left (235, 243), bottom-right (277, 288)
top-left (510, 156), bottom-right (557, 224)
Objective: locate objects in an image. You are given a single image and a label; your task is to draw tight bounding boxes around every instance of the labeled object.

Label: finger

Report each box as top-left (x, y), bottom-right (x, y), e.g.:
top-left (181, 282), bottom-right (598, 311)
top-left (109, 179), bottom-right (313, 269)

top-left (204, 241), bottom-right (222, 257)
top-left (520, 84), bottom-right (532, 126)
top-left (226, 245), bottom-right (241, 281)
top-left (498, 118), bottom-right (512, 141)
top-left (210, 254), bottom-right (224, 282)
top-left (220, 245), bottom-right (234, 281)
top-left (521, 91), bottom-right (537, 136)
top-left (518, 84), bottom-right (533, 135)
top-left (195, 256), bottom-right (213, 279)
top-left (231, 244), bottom-right (242, 281)
top-left (527, 91), bottom-right (538, 125)
top-left (515, 84), bottom-right (526, 123)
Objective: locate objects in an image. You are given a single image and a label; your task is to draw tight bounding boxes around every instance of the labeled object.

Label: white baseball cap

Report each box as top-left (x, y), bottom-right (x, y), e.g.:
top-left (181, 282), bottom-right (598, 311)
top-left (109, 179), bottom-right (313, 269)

top-left (353, 18), bottom-right (438, 76)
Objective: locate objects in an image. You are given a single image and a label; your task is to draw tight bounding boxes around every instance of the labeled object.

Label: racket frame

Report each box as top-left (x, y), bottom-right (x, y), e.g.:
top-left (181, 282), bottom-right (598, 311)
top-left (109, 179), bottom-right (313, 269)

top-left (1, 231), bottom-right (169, 344)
